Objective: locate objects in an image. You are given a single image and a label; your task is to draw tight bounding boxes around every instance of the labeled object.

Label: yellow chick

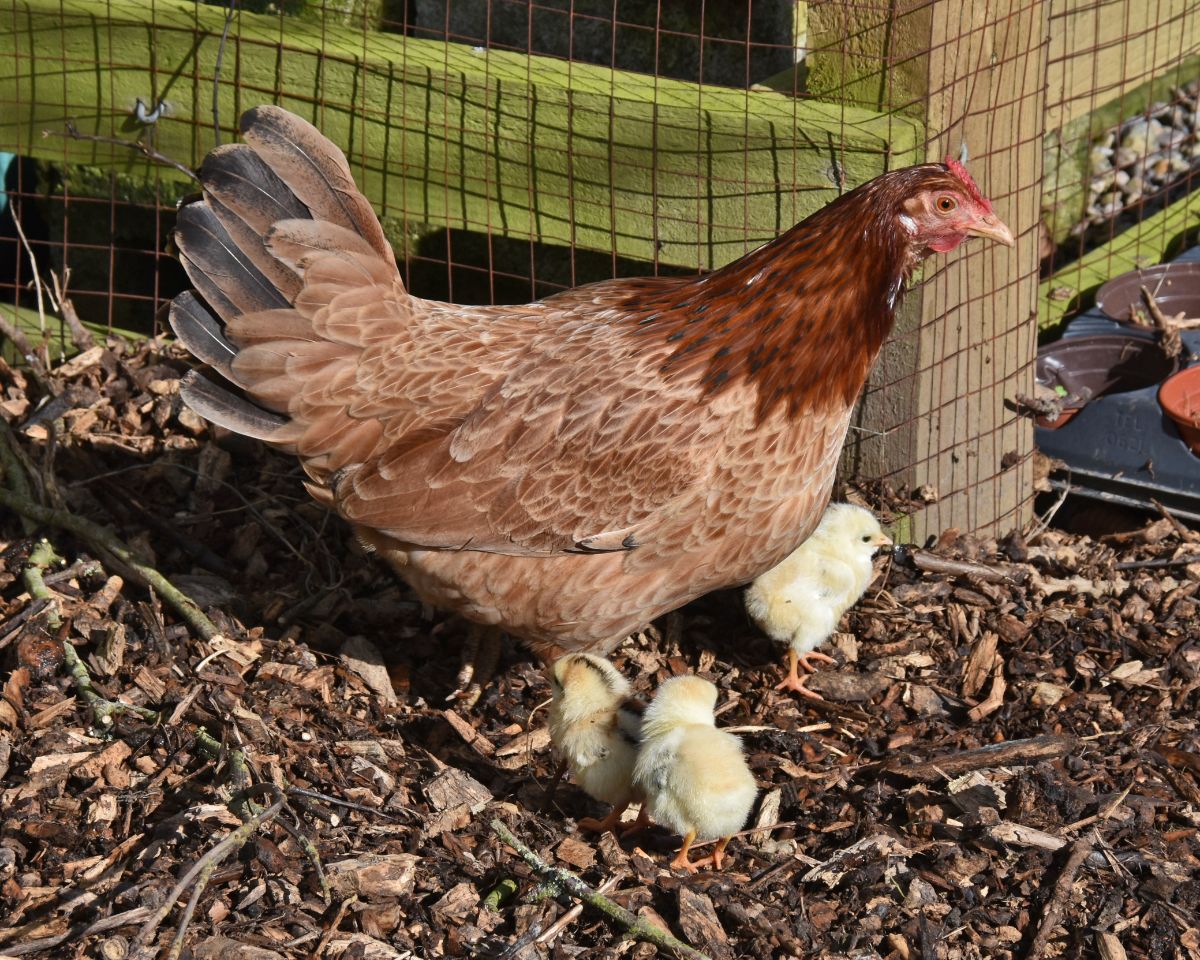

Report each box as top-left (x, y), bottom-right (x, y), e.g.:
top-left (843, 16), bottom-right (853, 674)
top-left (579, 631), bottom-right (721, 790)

top-left (632, 675), bottom-right (757, 872)
top-left (746, 503), bottom-right (891, 699)
top-left (547, 654), bottom-right (647, 835)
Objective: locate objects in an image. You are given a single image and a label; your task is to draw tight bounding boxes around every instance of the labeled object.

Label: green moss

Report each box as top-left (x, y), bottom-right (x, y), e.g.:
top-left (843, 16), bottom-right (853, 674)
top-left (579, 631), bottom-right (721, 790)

top-left (1, 0), bottom-right (921, 273)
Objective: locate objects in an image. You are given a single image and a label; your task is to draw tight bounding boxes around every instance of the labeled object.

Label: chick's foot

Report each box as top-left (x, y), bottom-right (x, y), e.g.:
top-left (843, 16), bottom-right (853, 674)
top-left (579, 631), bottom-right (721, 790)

top-left (577, 803), bottom-right (631, 835)
top-left (774, 648), bottom-right (835, 700)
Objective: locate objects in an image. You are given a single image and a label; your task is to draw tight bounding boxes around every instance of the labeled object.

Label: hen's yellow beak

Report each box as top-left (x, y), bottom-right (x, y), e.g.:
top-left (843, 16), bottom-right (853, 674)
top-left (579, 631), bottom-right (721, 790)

top-left (969, 213), bottom-right (1015, 247)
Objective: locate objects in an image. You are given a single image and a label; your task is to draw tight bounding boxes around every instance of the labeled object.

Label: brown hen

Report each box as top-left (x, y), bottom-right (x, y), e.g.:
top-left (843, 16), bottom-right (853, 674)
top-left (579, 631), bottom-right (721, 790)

top-left (171, 106), bottom-right (1013, 675)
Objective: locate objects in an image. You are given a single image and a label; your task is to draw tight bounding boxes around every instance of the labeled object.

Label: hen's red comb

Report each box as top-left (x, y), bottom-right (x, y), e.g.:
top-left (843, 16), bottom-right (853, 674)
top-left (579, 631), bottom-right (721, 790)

top-left (943, 156), bottom-right (993, 214)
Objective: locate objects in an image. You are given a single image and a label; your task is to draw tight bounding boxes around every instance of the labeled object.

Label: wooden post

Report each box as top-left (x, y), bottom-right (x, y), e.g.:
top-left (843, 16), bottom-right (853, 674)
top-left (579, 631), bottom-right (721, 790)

top-left (813, 0), bottom-right (1049, 539)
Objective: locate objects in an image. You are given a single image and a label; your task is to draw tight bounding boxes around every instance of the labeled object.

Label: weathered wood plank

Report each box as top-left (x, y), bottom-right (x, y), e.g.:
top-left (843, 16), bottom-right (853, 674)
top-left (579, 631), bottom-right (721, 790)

top-left (0, 0), bottom-right (921, 272)
top-left (830, 0), bottom-right (1045, 540)
top-left (1038, 189), bottom-right (1200, 333)
top-left (905, 0), bottom-right (1046, 539)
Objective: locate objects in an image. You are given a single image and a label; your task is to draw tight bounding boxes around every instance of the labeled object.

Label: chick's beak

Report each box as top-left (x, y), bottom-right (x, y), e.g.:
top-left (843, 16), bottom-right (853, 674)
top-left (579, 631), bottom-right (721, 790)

top-left (968, 212), bottom-right (1015, 247)
top-left (871, 533), bottom-right (893, 548)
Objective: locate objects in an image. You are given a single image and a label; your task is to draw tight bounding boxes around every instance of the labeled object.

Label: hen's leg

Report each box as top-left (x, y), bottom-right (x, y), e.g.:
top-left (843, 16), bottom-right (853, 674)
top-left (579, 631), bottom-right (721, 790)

top-left (774, 648), bottom-right (835, 701)
top-left (578, 802), bottom-right (630, 835)
top-left (449, 623), bottom-right (504, 707)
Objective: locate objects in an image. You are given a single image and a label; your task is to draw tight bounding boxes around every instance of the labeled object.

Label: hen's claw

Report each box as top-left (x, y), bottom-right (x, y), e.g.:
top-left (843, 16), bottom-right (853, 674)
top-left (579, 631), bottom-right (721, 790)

top-left (449, 624), bottom-right (503, 707)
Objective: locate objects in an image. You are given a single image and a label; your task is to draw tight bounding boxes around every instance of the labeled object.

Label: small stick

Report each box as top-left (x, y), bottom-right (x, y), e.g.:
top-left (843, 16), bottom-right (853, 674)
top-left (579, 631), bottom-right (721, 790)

top-left (0, 485), bottom-right (221, 640)
top-left (1027, 839), bottom-right (1092, 960)
top-left (9, 205), bottom-right (49, 350)
top-left (490, 819), bottom-right (711, 960)
top-left (22, 539), bottom-right (64, 628)
top-left (212, 0), bottom-right (239, 146)
top-left (307, 894), bottom-right (356, 960)
top-left (135, 784), bottom-right (286, 960)
top-left (1140, 286), bottom-right (1183, 359)
top-left (537, 875), bottom-right (621, 945)
top-left (1115, 553), bottom-right (1200, 571)
top-left (0, 906), bottom-right (152, 956)
top-left (1150, 499), bottom-right (1200, 545)
top-left (886, 735), bottom-right (1078, 782)
top-left (62, 636), bottom-right (159, 727)
top-left (905, 549), bottom-right (1028, 583)
top-left (50, 269), bottom-right (96, 352)
top-left (44, 122), bottom-right (198, 182)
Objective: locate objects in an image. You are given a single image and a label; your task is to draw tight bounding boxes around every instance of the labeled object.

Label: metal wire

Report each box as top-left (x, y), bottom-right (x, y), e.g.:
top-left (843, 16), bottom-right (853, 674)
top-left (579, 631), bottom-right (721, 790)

top-left (1, 0), bottom-right (1193, 534)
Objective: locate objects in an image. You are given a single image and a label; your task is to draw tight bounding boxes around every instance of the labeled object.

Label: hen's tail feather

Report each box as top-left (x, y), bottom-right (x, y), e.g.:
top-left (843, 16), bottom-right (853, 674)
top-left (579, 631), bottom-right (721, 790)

top-left (179, 370), bottom-right (292, 442)
top-left (169, 293), bottom-right (240, 382)
top-left (175, 203), bottom-right (292, 318)
top-left (173, 104), bottom-right (401, 448)
top-left (237, 106), bottom-right (394, 267)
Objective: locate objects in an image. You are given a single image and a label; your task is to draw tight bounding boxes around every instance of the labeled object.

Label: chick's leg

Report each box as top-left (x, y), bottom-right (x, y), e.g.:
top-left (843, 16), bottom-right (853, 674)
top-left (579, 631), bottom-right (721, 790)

top-left (669, 831), bottom-right (703, 873)
top-left (774, 648), bottom-right (835, 700)
top-left (619, 804), bottom-right (651, 839)
top-left (577, 802), bottom-right (630, 835)
top-left (710, 836), bottom-right (732, 871)
top-left (449, 623), bottom-right (504, 707)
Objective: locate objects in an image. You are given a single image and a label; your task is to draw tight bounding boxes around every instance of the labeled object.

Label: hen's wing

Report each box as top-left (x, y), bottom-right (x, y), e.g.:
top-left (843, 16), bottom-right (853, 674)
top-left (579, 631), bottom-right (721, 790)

top-left (172, 106), bottom-right (726, 559)
top-left (332, 288), bottom-right (726, 556)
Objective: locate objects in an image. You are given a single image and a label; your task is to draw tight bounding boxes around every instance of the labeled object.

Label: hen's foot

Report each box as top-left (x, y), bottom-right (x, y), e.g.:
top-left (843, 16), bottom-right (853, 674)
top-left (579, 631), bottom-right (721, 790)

top-left (449, 624), bottom-right (504, 707)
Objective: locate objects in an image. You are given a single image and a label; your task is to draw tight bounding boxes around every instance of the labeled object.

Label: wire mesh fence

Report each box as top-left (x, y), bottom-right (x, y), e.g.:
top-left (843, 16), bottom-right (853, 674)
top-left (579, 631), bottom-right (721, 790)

top-left (0, 0), bottom-right (1196, 536)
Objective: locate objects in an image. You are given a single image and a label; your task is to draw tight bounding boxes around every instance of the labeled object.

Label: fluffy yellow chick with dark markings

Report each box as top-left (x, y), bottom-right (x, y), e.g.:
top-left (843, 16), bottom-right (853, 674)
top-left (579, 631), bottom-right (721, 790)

top-left (632, 675), bottom-right (757, 872)
top-left (547, 654), bottom-right (647, 835)
top-left (745, 503), bottom-right (891, 699)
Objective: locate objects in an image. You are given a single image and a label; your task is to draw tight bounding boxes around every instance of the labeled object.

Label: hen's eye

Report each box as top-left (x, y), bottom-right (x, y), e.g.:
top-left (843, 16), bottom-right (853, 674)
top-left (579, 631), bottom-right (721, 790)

top-left (936, 195), bottom-right (957, 213)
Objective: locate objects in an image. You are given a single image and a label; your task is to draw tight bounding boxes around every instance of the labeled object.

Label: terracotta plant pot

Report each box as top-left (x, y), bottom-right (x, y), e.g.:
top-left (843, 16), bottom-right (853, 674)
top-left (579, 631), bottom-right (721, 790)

top-left (1159, 365), bottom-right (1200, 455)
top-left (1096, 262), bottom-right (1200, 324)
top-left (1036, 334), bottom-right (1179, 429)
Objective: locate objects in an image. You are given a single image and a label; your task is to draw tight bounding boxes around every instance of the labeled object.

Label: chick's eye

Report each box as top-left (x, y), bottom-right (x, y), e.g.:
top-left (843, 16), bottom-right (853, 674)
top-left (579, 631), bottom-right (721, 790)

top-left (862, 535), bottom-right (871, 542)
top-left (936, 195), bottom-right (957, 213)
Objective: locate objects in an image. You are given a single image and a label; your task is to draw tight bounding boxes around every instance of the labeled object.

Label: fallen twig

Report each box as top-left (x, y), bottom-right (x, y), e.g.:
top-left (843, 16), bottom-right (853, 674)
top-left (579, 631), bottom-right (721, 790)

top-left (904, 548), bottom-right (1028, 583)
top-left (1114, 553), bottom-right (1200, 570)
top-left (62, 632), bottom-right (159, 728)
top-left (490, 819), bottom-right (711, 960)
top-left (886, 735), bottom-right (1079, 782)
top-left (0, 485), bottom-right (221, 640)
top-left (22, 539), bottom-right (64, 627)
top-left (135, 783), bottom-right (286, 960)
top-left (1027, 838), bottom-right (1092, 960)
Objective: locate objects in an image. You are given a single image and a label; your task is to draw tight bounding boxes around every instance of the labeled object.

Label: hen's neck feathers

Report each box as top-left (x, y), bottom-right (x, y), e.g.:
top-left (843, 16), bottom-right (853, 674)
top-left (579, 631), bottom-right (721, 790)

top-left (628, 167), bottom-right (937, 421)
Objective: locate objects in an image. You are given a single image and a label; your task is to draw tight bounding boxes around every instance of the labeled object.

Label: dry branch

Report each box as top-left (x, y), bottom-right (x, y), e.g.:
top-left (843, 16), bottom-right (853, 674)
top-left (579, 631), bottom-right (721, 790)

top-left (1027, 839), bottom-right (1092, 960)
top-left (490, 819), bottom-right (712, 960)
top-left (906, 549), bottom-right (1029, 583)
top-left (0, 485), bottom-right (221, 640)
top-left (887, 735), bottom-right (1079, 782)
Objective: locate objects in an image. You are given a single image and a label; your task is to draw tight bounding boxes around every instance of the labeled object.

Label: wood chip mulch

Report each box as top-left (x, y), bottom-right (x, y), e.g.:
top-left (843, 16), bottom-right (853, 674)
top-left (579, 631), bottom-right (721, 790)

top-left (2, 338), bottom-right (1200, 960)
